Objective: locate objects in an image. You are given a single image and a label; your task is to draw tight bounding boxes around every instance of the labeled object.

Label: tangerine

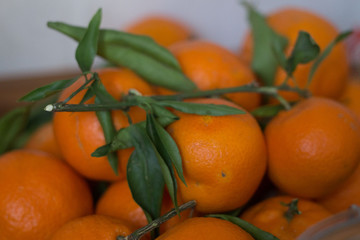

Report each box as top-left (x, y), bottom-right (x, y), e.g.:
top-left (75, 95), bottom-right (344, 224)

top-left (318, 163), bottom-right (360, 213)
top-left (339, 77), bottom-right (360, 119)
top-left (125, 15), bottom-right (192, 47)
top-left (50, 214), bottom-right (134, 240)
top-left (265, 97), bottom-right (360, 198)
top-left (240, 7), bottom-right (349, 100)
top-left (0, 149), bottom-right (93, 240)
top-left (53, 68), bottom-right (155, 181)
top-left (241, 196), bottom-right (332, 240)
top-left (24, 121), bottom-right (62, 159)
top-left (166, 98), bottom-right (267, 213)
top-left (96, 179), bottom-right (194, 232)
top-left (165, 40), bottom-right (260, 111)
top-left (155, 217), bottom-right (254, 240)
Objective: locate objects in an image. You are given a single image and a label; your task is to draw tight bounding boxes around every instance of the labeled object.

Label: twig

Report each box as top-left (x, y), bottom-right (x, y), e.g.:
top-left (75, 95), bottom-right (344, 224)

top-left (117, 200), bottom-right (196, 240)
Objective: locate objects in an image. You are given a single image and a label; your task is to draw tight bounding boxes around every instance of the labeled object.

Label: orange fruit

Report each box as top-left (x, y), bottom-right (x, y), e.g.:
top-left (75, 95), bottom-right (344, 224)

top-left (265, 97), bottom-right (360, 198)
top-left (339, 77), bottom-right (360, 119)
top-left (0, 149), bottom-right (93, 240)
top-left (159, 191), bottom-right (198, 233)
top-left (96, 179), bottom-right (195, 232)
top-left (166, 98), bottom-right (267, 213)
top-left (125, 15), bottom-right (193, 47)
top-left (240, 7), bottom-right (349, 100)
top-left (95, 179), bottom-right (148, 230)
top-left (163, 40), bottom-right (260, 111)
top-left (318, 163), bottom-right (360, 213)
top-left (50, 214), bottom-right (134, 240)
top-left (156, 217), bottom-right (254, 240)
top-left (24, 121), bottom-right (62, 159)
top-left (53, 68), bottom-right (156, 181)
top-left (241, 196), bottom-right (332, 240)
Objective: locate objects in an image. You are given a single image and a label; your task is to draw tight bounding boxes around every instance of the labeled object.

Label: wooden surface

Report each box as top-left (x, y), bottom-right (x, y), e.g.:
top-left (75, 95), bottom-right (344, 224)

top-left (0, 70), bottom-right (80, 116)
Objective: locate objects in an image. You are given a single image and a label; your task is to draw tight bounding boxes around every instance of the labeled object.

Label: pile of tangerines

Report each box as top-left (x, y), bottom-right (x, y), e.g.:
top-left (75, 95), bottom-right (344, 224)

top-left (1, 4), bottom-right (360, 240)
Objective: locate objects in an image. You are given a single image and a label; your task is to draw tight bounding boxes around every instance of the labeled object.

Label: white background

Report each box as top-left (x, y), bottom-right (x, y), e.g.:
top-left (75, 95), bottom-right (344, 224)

top-left (1, 0), bottom-right (359, 79)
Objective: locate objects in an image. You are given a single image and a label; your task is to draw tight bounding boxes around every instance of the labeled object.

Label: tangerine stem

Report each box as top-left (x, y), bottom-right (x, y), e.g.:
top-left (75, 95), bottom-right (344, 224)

top-left (117, 200), bottom-right (196, 240)
top-left (45, 82), bottom-right (309, 113)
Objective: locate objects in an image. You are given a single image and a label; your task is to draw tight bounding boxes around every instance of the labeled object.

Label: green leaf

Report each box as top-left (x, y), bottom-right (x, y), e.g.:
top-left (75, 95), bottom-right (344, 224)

top-left (92, 77), bottom-right (119, 174)
top-left (79, 85), bottom-right (95, 104)
top-left (91, 124), bottom-right (134, 158)
top-left (75, 9), bottom-right (101, 72)
top-left (111, 124), bottom-right (136, 150)
top-left (99, 43), bottom-right (196, 92)
top-left (308, 30), bottom-right (353, 85)
top-left (146, 113), bottom-right (185, 185)
top-left (92, 108), bottom-right (178, 158)
top-left (157, 101), bottom-right (245, 116)
top-left (47, 22), bottom-right (196, 92)
top-left (91, 74), bottom-right (118, 103)
top-left (272, 40), bottom-right (287, 70)
top-left (151, 103), bottom-right (179, 126)
top-left (127, 124), bottom-right (165, 221)
top-left (19, 77), bottom-right (78, 102)
top-left (95, 107), bottom-right (118, 174)
top-left (91, 143), bottom-right (111, 157)
top-left (251, 104), bottom-right (285, 118)
top-left (0, 106), bottom-right (30, 154)
top-left (208, 214), bottom-right (279, 240)
top-left (146, 113), bottom-right (183, 212)
top-left (243, 2), bottom-right (288, 86)
top-left (62, 76), bottom-right (94, 104)
top-left (285, 31), bottom-right (320, 76)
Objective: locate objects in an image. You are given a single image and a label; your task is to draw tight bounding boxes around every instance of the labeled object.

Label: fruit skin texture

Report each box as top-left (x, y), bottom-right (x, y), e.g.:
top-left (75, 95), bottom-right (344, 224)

top-left (318, 163), bottom-right (360, 213)
top-left (155, 217), bottom-right (254, 240)
top-left (240, 7), bottom-right (349, 100)
top-left (24, 121), bottom-right (62, 159)
top-left (50, 215), bottom-right (134, 240)
top-left (53, 68), bottom-right (155, 181)
top-left (241, 196), bottom-right (332, 240)
top-left (316, 80), bottom-right (360, 212)
top-left (265, 97), bottom-right (360, 198)
top-left (96, 180), bottom-right (148, 230)
top-left (167, 40), bottom-right (260, 111)
top-left (0, 149), bottom-right (93, 240)
top-left (96, 179), bottom-right (195, 232)
top-left (340, 78), bottom-right (360, 119)
top-left (166, 98), bottom-right (267, 213)
top-left (125, 15), bottom-right (192, 47)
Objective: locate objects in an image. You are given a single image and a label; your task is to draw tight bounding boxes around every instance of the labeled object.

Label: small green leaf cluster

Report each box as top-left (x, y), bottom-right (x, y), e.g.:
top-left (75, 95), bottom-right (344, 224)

top-left (243, 1), bottom-right (351, 120)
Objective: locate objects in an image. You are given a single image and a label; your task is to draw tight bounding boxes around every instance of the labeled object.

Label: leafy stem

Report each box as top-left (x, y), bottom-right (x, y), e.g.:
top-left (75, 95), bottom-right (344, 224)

top-left (117, 200), bottom-right (196, 240)
top-left (45, 82), bottom-right (310, 113)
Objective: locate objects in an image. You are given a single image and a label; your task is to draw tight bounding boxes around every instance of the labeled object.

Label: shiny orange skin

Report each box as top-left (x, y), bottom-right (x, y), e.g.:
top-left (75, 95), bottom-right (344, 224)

top-left (125, 15), bottom-right (192, 47)
top-left (95, 180), bottom-right (148, 230)
top-left (156, 217), bottom-right (254, 240)
top-left (96, 179), bottom-right (194, 232)
top-left (50, 215), bottom-right (134, 240)
top-left (166, 40), bottom-right (260, 111)
top-left (24, 122), bottom-right (62, 159)
top-left (340, 78), bottom-right (360, 119)
top-left (318, 163), bottom-right (360, 213)
top-left (241, 8), bottom-right (349, 100)
top-left (316, 80), bottom-right (360, 212)
top-left (166, 98), bottom-right (267, 213)
top-left (0, 149), bottom-right (93, 240)
top-left (53, 68), bottom-right (155, 181)
top-left (265, 97), bottom-right (360, 198)
top-left (241, 196), bottom-right (332, 240)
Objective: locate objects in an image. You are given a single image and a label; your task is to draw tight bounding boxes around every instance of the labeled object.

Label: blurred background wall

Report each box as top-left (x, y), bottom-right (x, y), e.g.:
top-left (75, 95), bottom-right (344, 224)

top-left (0, 0), bottom-right (359, 79)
